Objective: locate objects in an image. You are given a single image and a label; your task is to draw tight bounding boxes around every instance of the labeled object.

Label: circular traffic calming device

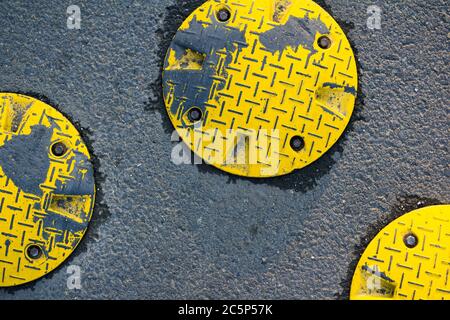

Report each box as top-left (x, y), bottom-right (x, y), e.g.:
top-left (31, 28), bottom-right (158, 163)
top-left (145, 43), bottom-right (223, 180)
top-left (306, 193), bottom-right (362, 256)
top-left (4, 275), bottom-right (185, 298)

top-left (350, 205), bottom-right (450, 300)
top-left (163, 0), bottom-right (358, 177)
top-left (0, 93), bottom-right (95, 287)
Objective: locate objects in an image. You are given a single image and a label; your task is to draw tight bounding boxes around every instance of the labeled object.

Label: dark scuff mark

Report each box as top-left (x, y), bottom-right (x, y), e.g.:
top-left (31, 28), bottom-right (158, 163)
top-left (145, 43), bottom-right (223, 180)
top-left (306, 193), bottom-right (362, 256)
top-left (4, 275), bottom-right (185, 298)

top-left (0, 124), bottom-right (52, 196)
top-left (322, 82), bottom-right (357, 95)
top-left (259, 15), bottom-right (329, 55)
top-left (163, 15), bottom-right (247, 123)
top-left (54, 151), bottom-right (95, 196)
top-left (362, 265), bottom-right (395, 283)
top-left (1, 91), bottom-right (110, 294)
top-left (336, 195), bottom-right (444, 300)
top-left (38, 209), bottom-right (89, 242)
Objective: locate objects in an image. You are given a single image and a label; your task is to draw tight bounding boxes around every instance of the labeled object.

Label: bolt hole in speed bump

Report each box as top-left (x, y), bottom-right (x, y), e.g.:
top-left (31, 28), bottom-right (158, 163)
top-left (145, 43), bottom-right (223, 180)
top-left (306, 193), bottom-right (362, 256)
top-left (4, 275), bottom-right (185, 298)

top-left (350, 205), bottom-right (450, 300)
top-left (0, 93), bottom-right (95, 287)
top-left (162, 0), bottom-right (358, 178)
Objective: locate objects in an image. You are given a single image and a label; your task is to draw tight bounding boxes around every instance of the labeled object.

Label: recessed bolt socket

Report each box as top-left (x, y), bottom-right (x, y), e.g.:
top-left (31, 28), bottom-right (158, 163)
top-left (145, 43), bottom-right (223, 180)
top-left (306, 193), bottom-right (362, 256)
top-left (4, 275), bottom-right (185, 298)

top-left (188, 108), bottom-right (203, 122)
top-left (51, 142), bottom-right (68, 157)
top-left (217, 8), bottom-right (231, 22)
top-left (27, 245), bottom-right (43, 260)
top-left (318, 35), bottom-right (332, 49)
top-left (290, 136), bottom-right (305, 151)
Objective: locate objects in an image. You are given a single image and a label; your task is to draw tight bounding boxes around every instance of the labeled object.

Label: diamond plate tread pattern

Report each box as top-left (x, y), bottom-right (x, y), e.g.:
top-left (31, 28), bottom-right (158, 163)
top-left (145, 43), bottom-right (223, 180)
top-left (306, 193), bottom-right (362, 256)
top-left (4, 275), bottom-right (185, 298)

top-left (0, 93), bottom-right (95, 287)
top-left (163, 0), bottom-right (358, 177)
top-left (350, 205), bottom-right (450, 300)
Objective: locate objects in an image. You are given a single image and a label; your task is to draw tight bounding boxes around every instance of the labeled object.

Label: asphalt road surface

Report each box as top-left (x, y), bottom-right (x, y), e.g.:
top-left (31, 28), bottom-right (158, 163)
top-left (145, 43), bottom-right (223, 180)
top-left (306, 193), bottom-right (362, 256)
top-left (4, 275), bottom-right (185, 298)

top-left (0, 0), bottom-right (448, 299)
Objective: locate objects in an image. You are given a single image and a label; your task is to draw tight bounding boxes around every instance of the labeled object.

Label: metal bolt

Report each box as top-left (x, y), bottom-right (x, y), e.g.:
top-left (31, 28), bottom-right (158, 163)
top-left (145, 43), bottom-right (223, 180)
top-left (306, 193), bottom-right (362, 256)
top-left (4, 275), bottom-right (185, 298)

top-left (404, 233), bottom-right (418, 248)
top-left (318, 36), bottom-right (332, 49)
top-left (217, 8), bottom-right (231, 22)
top-left (188, 108), bottom-right (202, 122)
top-left (290, 136), bottom-right (305, 151)
top-left (51, 142), bottom-right (67, 157)
top-left (27, 245), bottom-right (42, 259)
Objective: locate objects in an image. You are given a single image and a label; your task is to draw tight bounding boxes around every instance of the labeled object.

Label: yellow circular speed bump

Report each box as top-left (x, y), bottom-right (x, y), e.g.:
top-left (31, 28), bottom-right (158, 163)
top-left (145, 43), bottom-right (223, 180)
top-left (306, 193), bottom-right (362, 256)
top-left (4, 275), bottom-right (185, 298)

top-left (163, 0), bottom-right (358, 177)
top-left (350, 205), bottom-right (450, 300)
top-left (0, 93), bottom-right (95, 287)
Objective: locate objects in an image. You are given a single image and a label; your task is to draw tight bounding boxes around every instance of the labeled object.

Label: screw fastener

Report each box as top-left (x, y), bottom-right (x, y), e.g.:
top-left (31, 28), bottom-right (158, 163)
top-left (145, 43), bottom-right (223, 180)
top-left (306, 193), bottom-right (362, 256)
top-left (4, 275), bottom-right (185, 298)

top-left (404, 233), bottom-right (418, 248)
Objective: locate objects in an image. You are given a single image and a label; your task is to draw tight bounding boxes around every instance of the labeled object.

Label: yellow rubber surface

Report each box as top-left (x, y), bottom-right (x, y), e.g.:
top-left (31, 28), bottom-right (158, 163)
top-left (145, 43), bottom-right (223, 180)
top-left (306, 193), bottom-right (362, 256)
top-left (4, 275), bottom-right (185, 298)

top-left (163, 0), bottom-right (358, 177)
top-left (350, 205), bottom-right (450, 300)
top-left (0, 93), bottom-right (95, 287)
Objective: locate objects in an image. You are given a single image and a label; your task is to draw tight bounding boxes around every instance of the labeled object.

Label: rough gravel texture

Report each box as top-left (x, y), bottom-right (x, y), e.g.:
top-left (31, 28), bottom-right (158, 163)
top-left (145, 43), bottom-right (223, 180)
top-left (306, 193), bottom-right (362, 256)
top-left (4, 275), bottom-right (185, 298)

top-left (0, 0), bottom-right (448, 300)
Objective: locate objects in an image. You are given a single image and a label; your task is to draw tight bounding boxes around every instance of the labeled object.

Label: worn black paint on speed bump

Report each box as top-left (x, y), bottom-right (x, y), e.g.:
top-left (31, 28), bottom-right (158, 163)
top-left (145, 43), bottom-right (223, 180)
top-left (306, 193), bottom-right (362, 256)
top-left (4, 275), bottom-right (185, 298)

top-left (163, 15), bottom-right (247, 122)
top-left (0, 125), bottom-right (52, 196)
top-left (0, 93), bottom-right (96, 287)
top-left (259, 15), bottom-right (329, 58)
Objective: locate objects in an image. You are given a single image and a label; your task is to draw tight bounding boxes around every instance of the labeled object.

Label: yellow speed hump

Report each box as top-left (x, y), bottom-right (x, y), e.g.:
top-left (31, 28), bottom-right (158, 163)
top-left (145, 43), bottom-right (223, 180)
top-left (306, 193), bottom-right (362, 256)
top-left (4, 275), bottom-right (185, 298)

top-left (0, 93), bottom-right (95, 287)
top-left (350, 205), bottom-right (450, 300)
top-left (163, 0), bottom-right (358, 177)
